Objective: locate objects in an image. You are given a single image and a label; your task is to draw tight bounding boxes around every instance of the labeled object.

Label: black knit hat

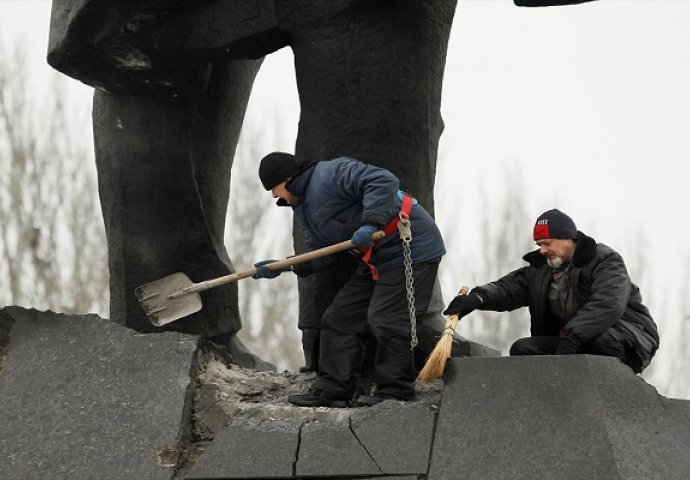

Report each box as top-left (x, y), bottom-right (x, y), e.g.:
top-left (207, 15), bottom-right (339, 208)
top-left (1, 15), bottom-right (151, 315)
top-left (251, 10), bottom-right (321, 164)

top-left (259, 152), bottom-right (301, 190)
top-left (533, 209), bottom-right (578, 241)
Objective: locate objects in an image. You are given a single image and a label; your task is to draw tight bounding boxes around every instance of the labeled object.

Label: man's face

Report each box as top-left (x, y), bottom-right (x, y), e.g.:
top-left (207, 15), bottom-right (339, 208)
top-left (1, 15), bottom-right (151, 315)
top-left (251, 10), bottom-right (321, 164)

top-left (536, 238), bottom-right (576, 268)
top-left (271, 181), bottom-right (298, 205)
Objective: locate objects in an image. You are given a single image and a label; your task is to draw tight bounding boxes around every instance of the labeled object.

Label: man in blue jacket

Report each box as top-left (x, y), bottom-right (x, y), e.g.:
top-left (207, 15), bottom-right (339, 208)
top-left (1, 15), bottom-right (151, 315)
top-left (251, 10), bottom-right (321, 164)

top-left (254, 152), bottom-right (446, 407)
top-left (444, 209), bottom-right (659, 373)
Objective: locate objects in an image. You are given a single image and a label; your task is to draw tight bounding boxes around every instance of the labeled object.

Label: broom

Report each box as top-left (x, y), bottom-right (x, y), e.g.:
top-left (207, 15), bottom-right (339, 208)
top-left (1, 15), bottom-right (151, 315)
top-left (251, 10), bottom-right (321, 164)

top-left (416, 286), bottom-right (470, 383)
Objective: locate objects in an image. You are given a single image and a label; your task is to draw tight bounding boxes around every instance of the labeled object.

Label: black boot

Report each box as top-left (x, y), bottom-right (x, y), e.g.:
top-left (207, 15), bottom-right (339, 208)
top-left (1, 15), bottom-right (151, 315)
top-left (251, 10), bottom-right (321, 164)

top-left (288, 389), bottom-right (352, 408)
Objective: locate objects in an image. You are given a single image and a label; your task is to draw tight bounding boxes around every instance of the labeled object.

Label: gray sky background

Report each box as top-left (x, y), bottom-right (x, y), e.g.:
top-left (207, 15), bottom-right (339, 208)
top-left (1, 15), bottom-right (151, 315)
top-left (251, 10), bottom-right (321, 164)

top-left (2, 0), bottom-right (689, 397)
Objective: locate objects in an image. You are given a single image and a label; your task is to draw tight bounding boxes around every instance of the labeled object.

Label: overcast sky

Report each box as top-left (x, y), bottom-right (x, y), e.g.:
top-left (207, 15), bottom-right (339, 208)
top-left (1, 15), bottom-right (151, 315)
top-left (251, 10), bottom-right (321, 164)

top-left (4, 0), bottom-right (687, 250)
top-left (2, 0), bottom-right (689, 397)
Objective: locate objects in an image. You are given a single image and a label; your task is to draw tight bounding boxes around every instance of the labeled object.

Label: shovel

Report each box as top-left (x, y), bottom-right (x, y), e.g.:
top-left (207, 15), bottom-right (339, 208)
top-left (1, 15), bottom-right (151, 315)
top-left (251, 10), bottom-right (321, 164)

top-left (135, 234), bottom-right (382, 327)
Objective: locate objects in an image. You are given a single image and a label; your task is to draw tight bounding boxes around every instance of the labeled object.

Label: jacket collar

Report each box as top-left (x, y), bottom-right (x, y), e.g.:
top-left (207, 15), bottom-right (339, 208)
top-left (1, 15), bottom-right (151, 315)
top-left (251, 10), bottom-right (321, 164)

top-left (522, 231), bottom-right (597, 267)
top-left (275, 163), bottom-right (316, 207)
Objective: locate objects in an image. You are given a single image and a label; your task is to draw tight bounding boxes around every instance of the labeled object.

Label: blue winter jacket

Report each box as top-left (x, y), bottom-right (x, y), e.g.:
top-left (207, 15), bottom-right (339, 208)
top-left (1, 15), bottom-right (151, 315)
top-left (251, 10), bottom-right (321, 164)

top-left (286, 157), bottom-right (445, 275)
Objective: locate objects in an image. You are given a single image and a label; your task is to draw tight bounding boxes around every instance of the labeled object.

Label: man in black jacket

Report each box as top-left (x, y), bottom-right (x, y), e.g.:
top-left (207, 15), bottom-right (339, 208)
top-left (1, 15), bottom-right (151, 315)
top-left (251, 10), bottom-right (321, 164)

top-left (444, 209), bottom-right (659, 373)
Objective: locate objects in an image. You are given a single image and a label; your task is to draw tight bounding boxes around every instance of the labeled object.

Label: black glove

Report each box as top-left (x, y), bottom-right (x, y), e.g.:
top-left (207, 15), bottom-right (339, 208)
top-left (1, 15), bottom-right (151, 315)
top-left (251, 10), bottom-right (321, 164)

top-left (443, 292), bottom-right (483, 317)
top-left (555, 335), bottom-right (582, 355)
top-left (252, 259), bottom-right (291, 279)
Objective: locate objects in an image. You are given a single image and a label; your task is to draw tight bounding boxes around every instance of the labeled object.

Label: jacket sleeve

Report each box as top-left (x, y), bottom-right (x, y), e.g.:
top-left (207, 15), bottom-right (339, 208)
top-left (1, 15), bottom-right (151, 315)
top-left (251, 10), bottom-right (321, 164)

top-left (564, 250), bottom-right (631, 343)
top-left (476, 266), bottom-right (531, 312)
top-left (330, 159), bottom-right (399, 227)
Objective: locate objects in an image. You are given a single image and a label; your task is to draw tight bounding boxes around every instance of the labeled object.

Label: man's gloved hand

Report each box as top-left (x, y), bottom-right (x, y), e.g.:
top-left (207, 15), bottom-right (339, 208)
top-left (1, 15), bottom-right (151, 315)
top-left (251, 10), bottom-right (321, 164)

top-left (443, 292), bottom-right (483, 317)
top-left (252, 260), bottom-right (291, 279)
top-left (351, 224), bottom-right (379, 248)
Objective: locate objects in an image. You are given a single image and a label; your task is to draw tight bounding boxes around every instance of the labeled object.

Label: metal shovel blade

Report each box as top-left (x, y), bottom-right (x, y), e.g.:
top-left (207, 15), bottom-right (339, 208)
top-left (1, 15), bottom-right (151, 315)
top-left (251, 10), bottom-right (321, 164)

top-left (134, 272), bottom-right (203, 326)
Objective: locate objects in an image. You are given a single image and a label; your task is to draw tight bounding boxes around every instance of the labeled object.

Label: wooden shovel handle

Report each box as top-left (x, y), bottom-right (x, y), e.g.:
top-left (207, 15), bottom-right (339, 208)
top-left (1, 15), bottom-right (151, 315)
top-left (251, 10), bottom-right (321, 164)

top-left (185, 231), bottom-right (385, 294)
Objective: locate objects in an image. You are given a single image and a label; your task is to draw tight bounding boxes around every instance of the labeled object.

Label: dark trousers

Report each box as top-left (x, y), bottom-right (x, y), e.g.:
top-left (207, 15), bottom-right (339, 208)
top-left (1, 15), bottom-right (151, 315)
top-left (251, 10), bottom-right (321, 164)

top-left (314, 261), bottom-right (439, 400)
top-left (510, 326), bottom-right (633, 369)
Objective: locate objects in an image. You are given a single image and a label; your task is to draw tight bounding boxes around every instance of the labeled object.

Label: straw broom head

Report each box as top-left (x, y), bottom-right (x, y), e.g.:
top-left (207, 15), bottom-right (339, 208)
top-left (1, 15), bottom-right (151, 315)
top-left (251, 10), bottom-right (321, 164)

top-left (416, 286), bottom-right (469, 384)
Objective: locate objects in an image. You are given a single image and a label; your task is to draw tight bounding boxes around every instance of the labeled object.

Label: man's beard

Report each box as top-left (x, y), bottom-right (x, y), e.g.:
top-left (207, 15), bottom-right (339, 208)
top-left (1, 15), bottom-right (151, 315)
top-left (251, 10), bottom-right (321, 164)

top-left (547, 256), bottom-right (565, 269)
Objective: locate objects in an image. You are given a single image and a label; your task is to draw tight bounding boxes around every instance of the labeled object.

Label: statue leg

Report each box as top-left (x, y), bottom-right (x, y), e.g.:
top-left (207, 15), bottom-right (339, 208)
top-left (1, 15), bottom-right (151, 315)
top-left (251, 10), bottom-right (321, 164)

top-left (290, 0), bottom-right (457, 355)
top-left (92, 59), bottom-right (261, 336)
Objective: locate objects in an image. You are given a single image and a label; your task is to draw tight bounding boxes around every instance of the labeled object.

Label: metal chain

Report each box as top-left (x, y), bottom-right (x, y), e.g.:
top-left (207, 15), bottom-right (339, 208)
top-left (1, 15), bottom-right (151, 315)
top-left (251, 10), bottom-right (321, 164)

top-left (397, 212), bottom-right (417, 350)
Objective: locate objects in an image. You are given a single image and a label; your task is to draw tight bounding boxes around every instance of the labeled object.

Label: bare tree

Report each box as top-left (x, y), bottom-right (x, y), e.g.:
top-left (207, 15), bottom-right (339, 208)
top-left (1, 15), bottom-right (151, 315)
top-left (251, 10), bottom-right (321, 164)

top-left (225, 117), bottom-right (301, 371)
top-left (440, 162), bottom-right (532, 354)
top-left (0, 38), bottom-right (107, 314)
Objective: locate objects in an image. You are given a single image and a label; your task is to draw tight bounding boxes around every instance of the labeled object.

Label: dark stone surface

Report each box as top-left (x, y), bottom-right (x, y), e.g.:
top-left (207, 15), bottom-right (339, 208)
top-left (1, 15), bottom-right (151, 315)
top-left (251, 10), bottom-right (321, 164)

top-left (48, 0), bottom-right (210, 96)
top-left (586, 357), bottom-right (690, 480)
top-left (186, 418), bottom-right (299, 479)
top-left (48, 0), bottom-right (282, 95)
top-left (350, 401), bottom-right (436, 475)
top-left (149, 0), bottom-right (285, 60)
top-left (287, 0), bottom-right (456, 212)
top-left (5, 305), bottom-right (687, 479)
top-left (296, 419), bottom-right (382, 477)
top-left (201, 333), bottom-right (276, 372)
top-left (0, 307), bottom-right (197, 480)
top-left (289, 0), bottom-right (458, 333)
top-left (92, 58), bottom-right (260, 335)
top-left (429, 355), bottom-right (690, 480)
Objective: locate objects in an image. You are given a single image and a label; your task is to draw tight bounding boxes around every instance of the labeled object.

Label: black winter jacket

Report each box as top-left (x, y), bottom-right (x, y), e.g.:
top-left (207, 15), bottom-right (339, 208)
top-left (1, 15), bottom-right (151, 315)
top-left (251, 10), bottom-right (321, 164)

top-left (475, 232), bottom-right (659, 371)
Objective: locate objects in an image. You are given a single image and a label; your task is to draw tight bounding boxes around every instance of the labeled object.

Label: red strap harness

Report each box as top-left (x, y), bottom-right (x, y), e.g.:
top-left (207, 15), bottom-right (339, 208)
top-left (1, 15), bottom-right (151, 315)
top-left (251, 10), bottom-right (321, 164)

top-left (360, 193), bottom-right (414, 281)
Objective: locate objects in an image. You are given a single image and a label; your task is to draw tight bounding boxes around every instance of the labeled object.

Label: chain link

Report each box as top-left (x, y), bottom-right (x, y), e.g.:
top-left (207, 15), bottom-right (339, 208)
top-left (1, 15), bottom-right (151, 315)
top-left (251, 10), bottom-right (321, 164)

top-left (398, 213), bottom-right (417, 350)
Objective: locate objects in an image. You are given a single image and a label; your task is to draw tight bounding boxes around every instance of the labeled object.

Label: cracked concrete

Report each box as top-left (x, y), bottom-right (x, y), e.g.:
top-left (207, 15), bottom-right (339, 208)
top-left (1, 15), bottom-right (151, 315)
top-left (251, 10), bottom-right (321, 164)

top-left (181, 351), bottom-right (690, 480)
top-left (349, 417), bottom-right (383, 474)
top-left (0, 304), bottom-right (452, 480)
top-left (181, 356), bottom-right (444, 479)
top-left (4, 308), bottom-right (688, 479)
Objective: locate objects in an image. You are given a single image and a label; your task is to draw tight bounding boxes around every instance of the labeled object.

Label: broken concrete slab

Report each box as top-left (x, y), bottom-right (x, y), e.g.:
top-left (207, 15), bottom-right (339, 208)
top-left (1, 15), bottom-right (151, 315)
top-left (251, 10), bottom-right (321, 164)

top-left (186, 418), bottom-right (299, 479)
top-left (186, 396), bottom-right (440, 479)
top-left (0, 307), bottom-right (197, 480)
top-left (294, 400), bottom-right (439, 478)
top-left (579, 357), bottom-right (690, 480)
top-left (297, 418), bottom-right (382, 477)
top-left (350, 400), bottom-right (436, 475)
top-left (429, 355), bottom-right (690, 480)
